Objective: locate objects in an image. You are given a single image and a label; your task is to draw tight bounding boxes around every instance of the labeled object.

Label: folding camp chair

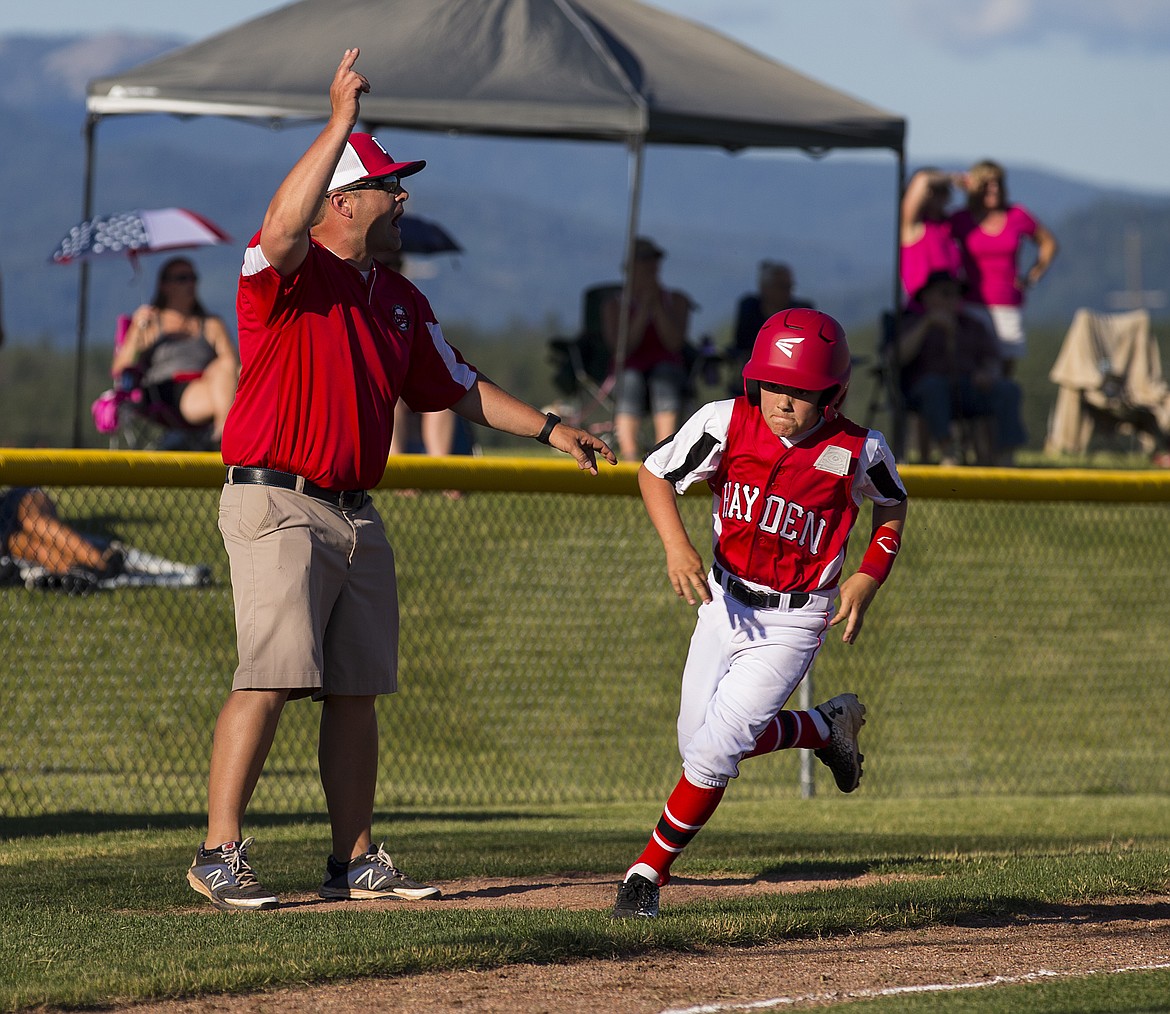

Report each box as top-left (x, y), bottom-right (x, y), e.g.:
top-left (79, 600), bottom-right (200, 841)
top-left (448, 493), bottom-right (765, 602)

top-left (91, 315), bottom-right (214, 450)
top-left (861, 310), bottom-right (909, 459)
top-left (545, 283), bottom-right (622, 441)
top-left (546, 283), bottom-right (721, 452)
top-left (1045, 308), bottom-right (1170, 459)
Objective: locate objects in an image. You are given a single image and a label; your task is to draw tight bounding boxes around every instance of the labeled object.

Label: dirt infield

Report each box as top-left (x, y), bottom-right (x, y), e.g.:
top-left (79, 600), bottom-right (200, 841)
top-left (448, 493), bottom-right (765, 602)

top-left (125, 876), bottom-right (1170, 1013)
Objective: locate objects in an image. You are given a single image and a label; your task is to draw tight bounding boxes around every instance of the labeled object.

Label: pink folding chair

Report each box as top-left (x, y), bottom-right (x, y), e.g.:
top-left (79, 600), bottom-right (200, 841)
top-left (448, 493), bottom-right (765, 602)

top-left (91, 314), bottom-right (211, 449)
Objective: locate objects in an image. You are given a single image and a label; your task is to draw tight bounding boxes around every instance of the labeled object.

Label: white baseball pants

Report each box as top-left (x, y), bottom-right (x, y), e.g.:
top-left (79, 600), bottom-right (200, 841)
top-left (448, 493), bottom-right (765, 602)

top-left (677, 576), bottom-right (832, 788)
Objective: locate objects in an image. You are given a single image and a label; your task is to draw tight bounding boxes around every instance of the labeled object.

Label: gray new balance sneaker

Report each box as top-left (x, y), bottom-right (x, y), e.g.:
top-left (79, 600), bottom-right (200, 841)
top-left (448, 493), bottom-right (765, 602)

top-left (611, 873), bottom-right (660, 918)
top-left (319, 843), bottom-right (441, 901)
top-left (814, 693), bottom-right (867, 793)
top-left (187, 836), bottom-right (279, 912)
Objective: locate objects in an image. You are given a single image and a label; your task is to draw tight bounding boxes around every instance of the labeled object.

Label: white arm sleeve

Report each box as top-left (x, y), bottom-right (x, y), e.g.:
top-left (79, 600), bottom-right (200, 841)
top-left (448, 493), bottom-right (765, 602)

top-left (642, 400), bottom-right (734, 494)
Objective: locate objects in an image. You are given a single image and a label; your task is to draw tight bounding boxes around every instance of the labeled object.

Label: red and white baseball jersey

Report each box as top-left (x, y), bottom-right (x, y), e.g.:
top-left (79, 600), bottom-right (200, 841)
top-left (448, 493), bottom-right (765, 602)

top-left (222, 234), bottom-right (477, 491)
top-left (643, 398), bottom-right (907, 592)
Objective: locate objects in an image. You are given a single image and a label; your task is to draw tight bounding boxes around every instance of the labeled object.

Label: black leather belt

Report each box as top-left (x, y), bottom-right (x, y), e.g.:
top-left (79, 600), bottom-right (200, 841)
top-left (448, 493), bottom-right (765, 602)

top-left (226, 466), bottom-right (370, 511)
top-left (713, 562), bottom-right (810, 609)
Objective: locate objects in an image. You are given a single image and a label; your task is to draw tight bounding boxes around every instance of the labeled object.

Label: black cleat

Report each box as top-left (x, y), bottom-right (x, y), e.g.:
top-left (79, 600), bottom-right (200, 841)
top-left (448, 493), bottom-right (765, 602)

top-left (814, 693), bottom-right (867, 792)
top-left (611, 873), bottom-right (660, 919)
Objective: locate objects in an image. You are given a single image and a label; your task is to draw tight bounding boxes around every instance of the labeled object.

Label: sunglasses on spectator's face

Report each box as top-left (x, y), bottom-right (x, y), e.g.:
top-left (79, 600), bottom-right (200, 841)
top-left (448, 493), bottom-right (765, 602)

top-left (338, 175), bottom-right (403, 196)
top-left (164, 273), bottom-right (197, 283)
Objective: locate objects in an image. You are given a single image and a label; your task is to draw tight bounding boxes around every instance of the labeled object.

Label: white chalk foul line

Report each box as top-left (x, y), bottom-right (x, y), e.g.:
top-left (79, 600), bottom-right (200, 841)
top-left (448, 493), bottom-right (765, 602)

top-left (657, 960), bottom-right (1170, 1014)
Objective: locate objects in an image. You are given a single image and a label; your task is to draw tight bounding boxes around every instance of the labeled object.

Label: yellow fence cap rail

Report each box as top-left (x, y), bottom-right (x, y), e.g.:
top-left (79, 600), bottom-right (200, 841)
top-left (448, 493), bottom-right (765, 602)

top-left (3, 449), bottom-right (1170, 502)
top-left (0, 450), bottom-right (644, 495)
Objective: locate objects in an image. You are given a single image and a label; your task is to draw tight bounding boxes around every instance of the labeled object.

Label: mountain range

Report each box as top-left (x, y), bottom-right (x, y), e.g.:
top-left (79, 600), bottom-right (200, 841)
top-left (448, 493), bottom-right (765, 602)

top-left (2, 31), bottom-right (1169, 356)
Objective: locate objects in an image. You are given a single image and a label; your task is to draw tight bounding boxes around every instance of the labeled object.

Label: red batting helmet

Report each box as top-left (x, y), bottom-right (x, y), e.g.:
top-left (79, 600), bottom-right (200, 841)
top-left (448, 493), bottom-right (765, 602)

top-left (742, 308), bottom-right (852, 420)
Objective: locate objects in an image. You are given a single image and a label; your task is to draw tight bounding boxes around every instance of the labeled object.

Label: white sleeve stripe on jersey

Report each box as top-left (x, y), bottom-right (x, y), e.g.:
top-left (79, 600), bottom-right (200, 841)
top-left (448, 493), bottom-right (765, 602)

top-left (644, 400), bottom-right (733, 491)
top-left (663, 432), bottom-right (720, 486)
top-left (241, 244), bottom-right (269, 277)
top-left (425, 321), bottom-right (477, 390)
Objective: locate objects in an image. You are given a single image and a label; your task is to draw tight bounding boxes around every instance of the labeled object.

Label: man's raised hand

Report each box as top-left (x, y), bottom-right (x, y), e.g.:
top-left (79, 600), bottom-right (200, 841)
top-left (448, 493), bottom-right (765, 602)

top-left (330, 48), bottom-right (370, 128)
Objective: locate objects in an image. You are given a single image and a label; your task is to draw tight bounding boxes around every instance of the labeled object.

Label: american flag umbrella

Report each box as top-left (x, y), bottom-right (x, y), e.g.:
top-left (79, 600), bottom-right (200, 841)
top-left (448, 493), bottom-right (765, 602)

top-left (50, 207), bottom-right (231, 264)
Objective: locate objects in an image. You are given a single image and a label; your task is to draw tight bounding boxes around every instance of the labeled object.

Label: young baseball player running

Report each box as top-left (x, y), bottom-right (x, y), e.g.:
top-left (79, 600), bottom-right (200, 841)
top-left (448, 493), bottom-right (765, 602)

top-left (612, 307), bottom-right (908, 919)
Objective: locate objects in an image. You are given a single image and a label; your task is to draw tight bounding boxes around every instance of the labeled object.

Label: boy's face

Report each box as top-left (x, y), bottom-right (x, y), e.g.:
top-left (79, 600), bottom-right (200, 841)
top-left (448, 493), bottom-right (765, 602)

top-left (758, 382), bottom-right (823, 439)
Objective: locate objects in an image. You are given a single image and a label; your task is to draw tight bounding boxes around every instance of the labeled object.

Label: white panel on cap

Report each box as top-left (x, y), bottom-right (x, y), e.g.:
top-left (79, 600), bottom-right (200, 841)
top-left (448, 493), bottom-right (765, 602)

top-left (327, 142), bottom-right (366, 191)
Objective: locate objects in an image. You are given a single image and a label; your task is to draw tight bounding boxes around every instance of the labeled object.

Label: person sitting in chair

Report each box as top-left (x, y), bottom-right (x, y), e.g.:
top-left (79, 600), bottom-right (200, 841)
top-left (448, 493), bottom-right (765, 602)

top-left (896, 270), bottom-right (1026, 466)
top-left (601, 237), bottom-right (693, 460)
top-left (726, 260), bottom-right (815, 395)
top-left (110, 257), bottom-right (239, 447)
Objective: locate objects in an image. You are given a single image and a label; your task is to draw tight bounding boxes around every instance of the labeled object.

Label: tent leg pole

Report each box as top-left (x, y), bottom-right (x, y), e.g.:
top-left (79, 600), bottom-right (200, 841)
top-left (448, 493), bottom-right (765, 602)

top-left (72, 262), bottom-right (91, 450)
top-left (892, 147), bottom-right (905, 319)
top-left (610, 135), bottom-right (646, 446)
top-left (889, 146), bottom-right (907, 460)
top-left (72, 114), bottom-right (98, 449)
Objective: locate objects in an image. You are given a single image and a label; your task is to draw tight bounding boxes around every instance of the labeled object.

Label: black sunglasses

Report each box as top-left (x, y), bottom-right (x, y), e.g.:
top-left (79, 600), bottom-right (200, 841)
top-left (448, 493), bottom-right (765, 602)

top-left (336, 175), bottom-right (403, 196)
top-left (163, 273), bottom-right (198, 283)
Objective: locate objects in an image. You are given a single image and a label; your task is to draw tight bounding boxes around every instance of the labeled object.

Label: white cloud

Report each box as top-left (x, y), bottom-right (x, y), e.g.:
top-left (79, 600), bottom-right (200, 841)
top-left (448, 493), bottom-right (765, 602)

top-left (895, 0), bottom-right (1170, 54)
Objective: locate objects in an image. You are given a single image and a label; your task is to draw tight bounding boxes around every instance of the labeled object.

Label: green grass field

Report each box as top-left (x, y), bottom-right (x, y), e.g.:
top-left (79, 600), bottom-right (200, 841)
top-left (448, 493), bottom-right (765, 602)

top-left (2, 798), bottom-right (1169, 1010)
top-left (3, 474), bottom-right (1170, 1010)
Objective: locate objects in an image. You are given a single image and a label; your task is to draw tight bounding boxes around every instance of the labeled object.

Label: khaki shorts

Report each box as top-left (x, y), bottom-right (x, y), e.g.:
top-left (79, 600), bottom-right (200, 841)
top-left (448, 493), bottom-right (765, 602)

top-left (218, 483), bottom-right (398, 699)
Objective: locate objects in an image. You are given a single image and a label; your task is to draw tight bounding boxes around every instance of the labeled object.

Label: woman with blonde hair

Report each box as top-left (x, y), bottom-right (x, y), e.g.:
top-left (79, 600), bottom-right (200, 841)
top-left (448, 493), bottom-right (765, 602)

top-left (950, 160), bottom-right (1059, 378)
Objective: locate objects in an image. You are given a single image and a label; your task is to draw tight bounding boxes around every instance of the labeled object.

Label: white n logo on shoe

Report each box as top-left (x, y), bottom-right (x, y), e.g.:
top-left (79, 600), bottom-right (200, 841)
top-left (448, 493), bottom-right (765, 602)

top-left (355, 868), bottom-right (389, 891)
top-left (206, 867), bottom-right (230, 889)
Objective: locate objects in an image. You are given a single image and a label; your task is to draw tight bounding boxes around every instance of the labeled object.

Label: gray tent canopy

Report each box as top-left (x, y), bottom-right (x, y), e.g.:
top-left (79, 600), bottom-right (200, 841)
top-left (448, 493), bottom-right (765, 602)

top-left (75, 0), bottom-right (906, 445)
top-left (88, 0), bottom-right (904, 150)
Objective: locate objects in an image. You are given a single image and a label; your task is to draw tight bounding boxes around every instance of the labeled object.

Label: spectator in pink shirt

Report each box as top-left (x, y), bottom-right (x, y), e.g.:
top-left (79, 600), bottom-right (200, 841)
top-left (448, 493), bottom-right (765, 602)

top-left (950, 160), bottom-right (1059, 378)
top-left (899, 167), bottom-right (964, 312)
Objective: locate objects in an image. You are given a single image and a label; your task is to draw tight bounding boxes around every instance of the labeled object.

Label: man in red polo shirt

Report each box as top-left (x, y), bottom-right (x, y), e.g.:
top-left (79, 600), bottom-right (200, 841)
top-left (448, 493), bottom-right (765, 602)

top-left (187, 48), bottom-right (615, 912)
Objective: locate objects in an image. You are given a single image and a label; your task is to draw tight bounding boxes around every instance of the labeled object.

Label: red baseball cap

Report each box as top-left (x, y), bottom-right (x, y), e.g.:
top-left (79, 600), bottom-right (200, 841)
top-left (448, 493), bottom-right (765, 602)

top-left (326, 132), bottom-right (426, 192)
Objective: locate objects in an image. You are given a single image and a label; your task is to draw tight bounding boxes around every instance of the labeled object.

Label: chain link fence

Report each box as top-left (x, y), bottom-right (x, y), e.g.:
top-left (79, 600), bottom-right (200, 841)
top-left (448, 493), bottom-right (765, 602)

top-left (2, 451), bottom-right (1168, 817)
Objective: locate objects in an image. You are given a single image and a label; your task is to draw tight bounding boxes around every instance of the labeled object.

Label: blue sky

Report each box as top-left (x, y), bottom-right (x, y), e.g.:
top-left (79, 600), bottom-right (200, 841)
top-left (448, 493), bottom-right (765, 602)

top-left (9, 0), bottom-right (1170, 195)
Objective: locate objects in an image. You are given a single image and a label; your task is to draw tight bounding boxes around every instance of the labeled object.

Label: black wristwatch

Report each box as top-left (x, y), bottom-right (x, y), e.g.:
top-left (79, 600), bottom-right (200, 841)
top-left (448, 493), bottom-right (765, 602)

top-left (536, 412), bottom-right (560, 445)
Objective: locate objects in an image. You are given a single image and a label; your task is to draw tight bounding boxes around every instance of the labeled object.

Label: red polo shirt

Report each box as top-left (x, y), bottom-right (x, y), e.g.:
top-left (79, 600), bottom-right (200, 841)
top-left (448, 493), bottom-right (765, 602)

top-left (222, 235), bottom-right (476, 490)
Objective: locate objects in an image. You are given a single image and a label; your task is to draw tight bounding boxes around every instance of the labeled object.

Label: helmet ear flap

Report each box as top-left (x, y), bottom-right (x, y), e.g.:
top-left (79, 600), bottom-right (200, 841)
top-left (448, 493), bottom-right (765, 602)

top-left (744, 379), bottom-right (761, 406)
top-left (821, 383), bottom-right (848, 421)
top-left (819, 385), bottom-right (838, 412)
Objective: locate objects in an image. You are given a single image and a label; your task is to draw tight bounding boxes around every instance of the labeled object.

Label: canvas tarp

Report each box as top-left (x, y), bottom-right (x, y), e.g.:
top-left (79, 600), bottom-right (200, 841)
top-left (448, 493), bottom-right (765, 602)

top-left (1046, 308), bottom-right (1170, 454)
top-left (87, 0), bottom-right (905, 152)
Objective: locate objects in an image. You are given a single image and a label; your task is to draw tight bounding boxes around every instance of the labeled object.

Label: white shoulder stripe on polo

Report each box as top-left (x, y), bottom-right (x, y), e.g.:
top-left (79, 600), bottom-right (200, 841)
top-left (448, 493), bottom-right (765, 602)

top-left (426, 321), bottom-right (477, 389)
top-left (242, 245), bottom-right (270, 277)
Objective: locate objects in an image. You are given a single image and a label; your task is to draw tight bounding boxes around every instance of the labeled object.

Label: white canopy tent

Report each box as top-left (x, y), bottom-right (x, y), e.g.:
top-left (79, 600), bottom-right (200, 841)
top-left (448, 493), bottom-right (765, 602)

top-left (74, 0), bottom-right (906, 445)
